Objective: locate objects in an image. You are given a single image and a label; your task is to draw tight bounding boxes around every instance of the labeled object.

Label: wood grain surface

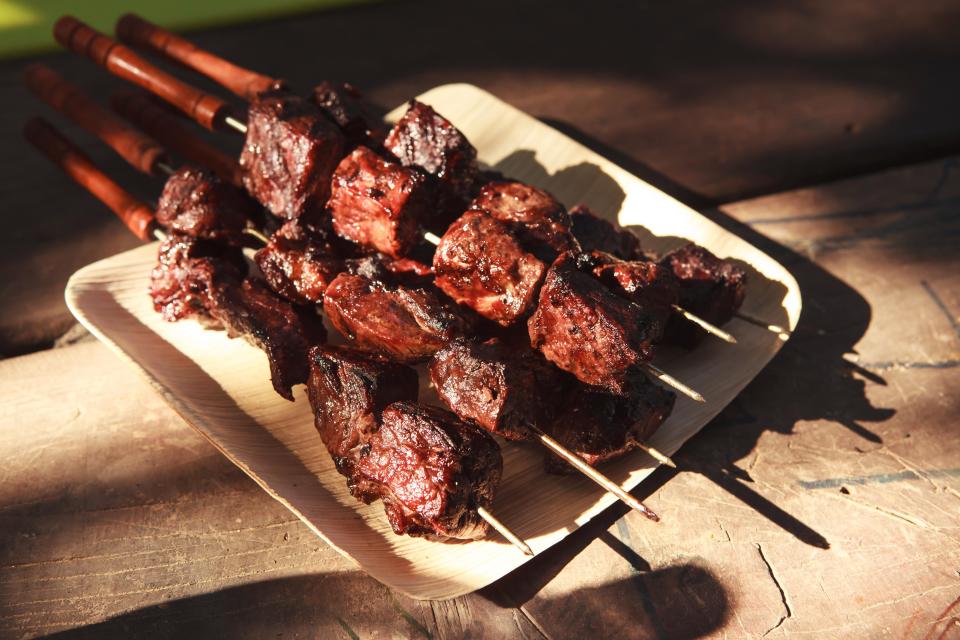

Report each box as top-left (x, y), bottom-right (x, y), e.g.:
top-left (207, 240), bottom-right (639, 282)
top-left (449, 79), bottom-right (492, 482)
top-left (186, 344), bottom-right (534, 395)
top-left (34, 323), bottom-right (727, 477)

top-left (2, 152), bottom-right (958, 637)
top-left (4, 0), bottom-right (960, 355)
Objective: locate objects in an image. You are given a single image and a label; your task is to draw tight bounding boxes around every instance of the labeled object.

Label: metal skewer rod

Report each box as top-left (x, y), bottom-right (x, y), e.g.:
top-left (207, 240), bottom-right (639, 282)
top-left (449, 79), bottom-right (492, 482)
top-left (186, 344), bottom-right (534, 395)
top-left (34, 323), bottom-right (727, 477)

top-left (532, 427), bottom-right (659, 521)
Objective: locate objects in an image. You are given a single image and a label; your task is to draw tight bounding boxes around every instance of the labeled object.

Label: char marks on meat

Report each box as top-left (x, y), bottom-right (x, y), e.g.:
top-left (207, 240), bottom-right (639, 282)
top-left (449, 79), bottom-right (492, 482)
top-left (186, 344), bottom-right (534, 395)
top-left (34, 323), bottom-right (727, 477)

top-left (323, 268), bottom-right (471, 363)
top-left (661, 243), bottom-right (747, 347)
top-left (433, 211), bottom-right (546, 326)
top-left (311, 81), bottom-right (385, 149)
top-left (149, 234), bottom-right (246, 322)
top-left (543, 374), bottom-right (675, 474)
top-left (306, 345), bottom-right (418, 492)
top-left (470, 181), bottom-right (577, 260)
top-left (429, 338), bottom-right (570, 441)
top-left (155, 167), bottom-right (257, 245)
top-left (328, 146), bottom-right (433, 258)
top-left (384, 100), bottom-right (478, 225)
top-left (255, 215), bottom-right (344, 305)
top-left (240, 91), bottom-right (345, 220)
top-left (569, 205), bottom-right (642, 260)
top-left (587, 251), bottom-right (679, 341)
top-left (527, 252), bottom-right (659, 393)
top-left (354, 401), bottom-right (502, 539)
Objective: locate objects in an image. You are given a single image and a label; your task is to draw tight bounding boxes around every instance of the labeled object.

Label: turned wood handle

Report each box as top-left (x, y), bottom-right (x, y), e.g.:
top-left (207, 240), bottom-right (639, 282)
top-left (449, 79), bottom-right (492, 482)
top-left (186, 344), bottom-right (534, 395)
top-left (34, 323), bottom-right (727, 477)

top-left (23, 63), bottom-right (169, 176)
top-left (24, 117), bottom-right (156, 241)
top-left (111, 90), bottom-right (244, 187)
top-left (116, 13), bottom-right (278, 101)
top-left (54, 15), bottom-right (232, 131)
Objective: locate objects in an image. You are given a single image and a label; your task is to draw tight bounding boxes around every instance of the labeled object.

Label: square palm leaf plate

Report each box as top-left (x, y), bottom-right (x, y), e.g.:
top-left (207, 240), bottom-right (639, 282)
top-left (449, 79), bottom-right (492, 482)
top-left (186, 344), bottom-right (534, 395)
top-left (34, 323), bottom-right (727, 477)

top-left (65, 84), bottom-right (801, 600)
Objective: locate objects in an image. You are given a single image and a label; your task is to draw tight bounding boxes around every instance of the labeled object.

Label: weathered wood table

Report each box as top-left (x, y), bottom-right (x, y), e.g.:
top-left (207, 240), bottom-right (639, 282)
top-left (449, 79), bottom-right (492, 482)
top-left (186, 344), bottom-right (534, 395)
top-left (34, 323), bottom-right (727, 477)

top-left (2, 2), bottom-right (960, 638)
top-left (2, 154), bottom-right (958, 638)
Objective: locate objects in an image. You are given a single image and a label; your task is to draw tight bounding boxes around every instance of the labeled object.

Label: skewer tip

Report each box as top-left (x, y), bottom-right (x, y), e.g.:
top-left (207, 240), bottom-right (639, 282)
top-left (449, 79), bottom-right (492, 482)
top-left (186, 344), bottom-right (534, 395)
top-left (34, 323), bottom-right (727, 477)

top-left (645, 363), bottom-right (705, 403)
top-left (477, 507), bottom-right (533, 556)
top-left (638, 443), bottom-right (677, 468)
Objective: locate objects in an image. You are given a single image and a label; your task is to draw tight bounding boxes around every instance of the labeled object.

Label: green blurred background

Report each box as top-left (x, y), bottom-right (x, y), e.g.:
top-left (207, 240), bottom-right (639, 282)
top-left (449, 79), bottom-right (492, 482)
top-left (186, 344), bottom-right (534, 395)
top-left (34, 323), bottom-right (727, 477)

top-left (0, 0), bottom-right (372, 58)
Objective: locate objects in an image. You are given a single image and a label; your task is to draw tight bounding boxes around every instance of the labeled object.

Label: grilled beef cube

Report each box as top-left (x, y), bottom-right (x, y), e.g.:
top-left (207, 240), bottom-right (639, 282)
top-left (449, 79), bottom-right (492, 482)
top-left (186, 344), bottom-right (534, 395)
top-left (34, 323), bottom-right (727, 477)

top-left (354, 401), bottom-right (502, 539)
top-left (661, 243), bottom-right (747, 348)
top-left (385, 100), bottom-right (478, 224)
top-left (255, 217), bottom-right (344, 305)
top-left (324, 270), bottom-right (471, 363)
top-left (429, 339), bottom-right (569, 441)
top-left (470, 181), bottom-right (577, 260)
top-left (240, 92), bottom-right (345, 219)
top-left (207, 278), bottom-right (326, 400)
top-left (528, 252), bottom-right (659, 393)
top-left (587, 251), bottom-right (679, 341)
top-left (306, 345), bottom-right (418, 493)
top-left (155, 167), bottom-right (256, 246)
top-left (328, 146), bottom-right (432, 258)
top-left (311, 81), bottom-right (385, 148)
top-left (149, 234), bottom-right (246, 322)
top-left (543, 375), bottom-right (675, 474)
top-left (433, 211), bottom-right (546, 326)
top-left (569, 205), bottom-right (643, 260)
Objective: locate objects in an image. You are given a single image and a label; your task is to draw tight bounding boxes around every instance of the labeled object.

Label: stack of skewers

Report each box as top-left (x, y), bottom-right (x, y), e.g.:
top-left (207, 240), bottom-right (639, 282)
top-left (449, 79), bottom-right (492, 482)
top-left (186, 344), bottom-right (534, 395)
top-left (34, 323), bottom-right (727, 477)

top-left (22, 15), bottom-right (785, 555)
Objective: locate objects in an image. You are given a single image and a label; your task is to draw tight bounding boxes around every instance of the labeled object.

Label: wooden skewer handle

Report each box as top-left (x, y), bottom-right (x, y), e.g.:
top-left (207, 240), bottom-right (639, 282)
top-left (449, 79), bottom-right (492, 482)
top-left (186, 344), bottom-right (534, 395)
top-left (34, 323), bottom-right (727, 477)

top-left (53, 16), bottom-right (231, 131)
top-left (24, 117), bottom-right (156, 241)
top-left (23, 63), bottom-right (169, 176)
top-left (111, 90), bottom-right (244, 187)
top-left (116, 13), bottom-right (278, 101)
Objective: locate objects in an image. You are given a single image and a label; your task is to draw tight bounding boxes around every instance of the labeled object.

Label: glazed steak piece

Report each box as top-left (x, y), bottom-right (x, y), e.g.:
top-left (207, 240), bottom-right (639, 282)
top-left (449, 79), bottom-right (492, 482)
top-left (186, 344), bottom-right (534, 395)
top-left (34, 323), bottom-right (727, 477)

top-left (149, 234), bottom-right (246, 322)
top-left (155, 167), bottom-right (256, 246)
top-left (354, 402), bottom-right (502, 539)
top-left (306, 345), bottom-right (418, 493)
top-left (328, 146), bottom-right (433, 257)
top-left (384, 100), bottom-right (478, 223)
top-left (255, 216), bottom-right (344, 305)
top-left (543, 374), bottom-right (675, 474)
top-left (206, 278), bottom-right (327, 400)
top-left (323, 270), bottom-right (471, 363)
top-left (433, 211), bottom-right (546, 326)
top-left (310, 81), bottom-right (385, 149)
top-left (528, 252), bottom-right (660, 393)
top-left (240, 91), bottom-right (345, 219)
top-left (569, 205), bottom-right (642, 260)
top-left (661, 243), bottom-right (747, 347)
top-left (587, 251), bottom-right (680, 341)
top-left (470, 181), bottom-right (577, 259)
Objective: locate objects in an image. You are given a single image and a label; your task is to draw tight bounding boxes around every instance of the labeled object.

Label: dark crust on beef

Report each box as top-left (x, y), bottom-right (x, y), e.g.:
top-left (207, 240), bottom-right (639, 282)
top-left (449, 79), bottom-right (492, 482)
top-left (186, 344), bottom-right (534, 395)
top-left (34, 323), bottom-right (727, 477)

top-left (433, 211), bottom-right (546, 326)
top-left (255, 217), bottom-right (344, 305)
top-left (306, 345), bottom-right (418, 495)
top-left (527, 252), bottom-right (659, 393)
top-left (587, 251), bottom-right (679, 342)
top-left (155, 167), bottom-right (255, 246)
top-left (354, 401), bottom-right (502, 539)
top-left (328, 146), bottom-right (432, 258)
top-left (569, 205), bottom-right (643, 260)
top-left (310, 81), bottom-right (385, 149)
top-left (240, 92), bottom-right (345, 219)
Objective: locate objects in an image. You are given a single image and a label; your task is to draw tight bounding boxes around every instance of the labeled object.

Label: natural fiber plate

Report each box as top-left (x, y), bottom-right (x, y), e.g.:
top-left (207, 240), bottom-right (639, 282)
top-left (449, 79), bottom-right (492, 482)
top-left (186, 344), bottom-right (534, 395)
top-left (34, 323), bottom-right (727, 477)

top-left (65, 83), bottom-right (801, 600)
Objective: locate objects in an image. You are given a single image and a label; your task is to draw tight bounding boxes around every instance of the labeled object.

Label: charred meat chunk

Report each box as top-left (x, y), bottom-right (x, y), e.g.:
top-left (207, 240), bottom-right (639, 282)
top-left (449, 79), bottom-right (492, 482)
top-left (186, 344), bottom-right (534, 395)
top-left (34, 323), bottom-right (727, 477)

top-left (543, 375), bottom-right (675, 474)
top-left (433, 211), bottom-right (546, 326)
top-left (527, 252), bottom-right (660, 393)
top-left (385, 100), bottom-right (478, 223)
top-left (587, 251), bottom-right (679, 340)
top-left (207, 278), bottom-right (327, 400)
top-left (354, 401), bottom-right (502, 539)
top-left (149, 234), bottom-right (246, 322)
top-left (470, 181), bottom-right (576, 259)
top-left (569, 205), bottom-right (642, 260)
top-left (429, 339), bottom-right (569, 441)
top-left (311, 81), bottom-right (385, 148)
top-left (255, 217), bottom-right (344, 305)
top-left (323, 270), bottom-right (471, 363)
top-left (328, 146), bottom-right (433, 258)
top-left (240, 92), bottom-right (345, 219)
top-left (661, 243), bottom-right (747, 347)
top-left (306, 345), bottom-right (418, 492)
top-left (155, 167), bottom-right (256, 246)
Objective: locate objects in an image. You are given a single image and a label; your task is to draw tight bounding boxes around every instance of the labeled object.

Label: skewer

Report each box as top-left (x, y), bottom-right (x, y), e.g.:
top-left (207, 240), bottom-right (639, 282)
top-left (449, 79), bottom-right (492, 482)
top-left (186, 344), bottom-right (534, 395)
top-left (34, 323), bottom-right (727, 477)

top-left (671, 304), bottom-right (736, 343)
top-left (23, 114), bottom-right (534, 557)
top-left (532, 427), bottom-right (659, 521)
top-left (734, 311), bottom-right (790, 340)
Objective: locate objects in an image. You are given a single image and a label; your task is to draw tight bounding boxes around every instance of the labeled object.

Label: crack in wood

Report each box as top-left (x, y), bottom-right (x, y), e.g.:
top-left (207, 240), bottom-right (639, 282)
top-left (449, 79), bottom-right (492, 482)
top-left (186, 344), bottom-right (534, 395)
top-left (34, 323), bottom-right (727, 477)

top-left (756, 543), bottom-right (792, 636)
